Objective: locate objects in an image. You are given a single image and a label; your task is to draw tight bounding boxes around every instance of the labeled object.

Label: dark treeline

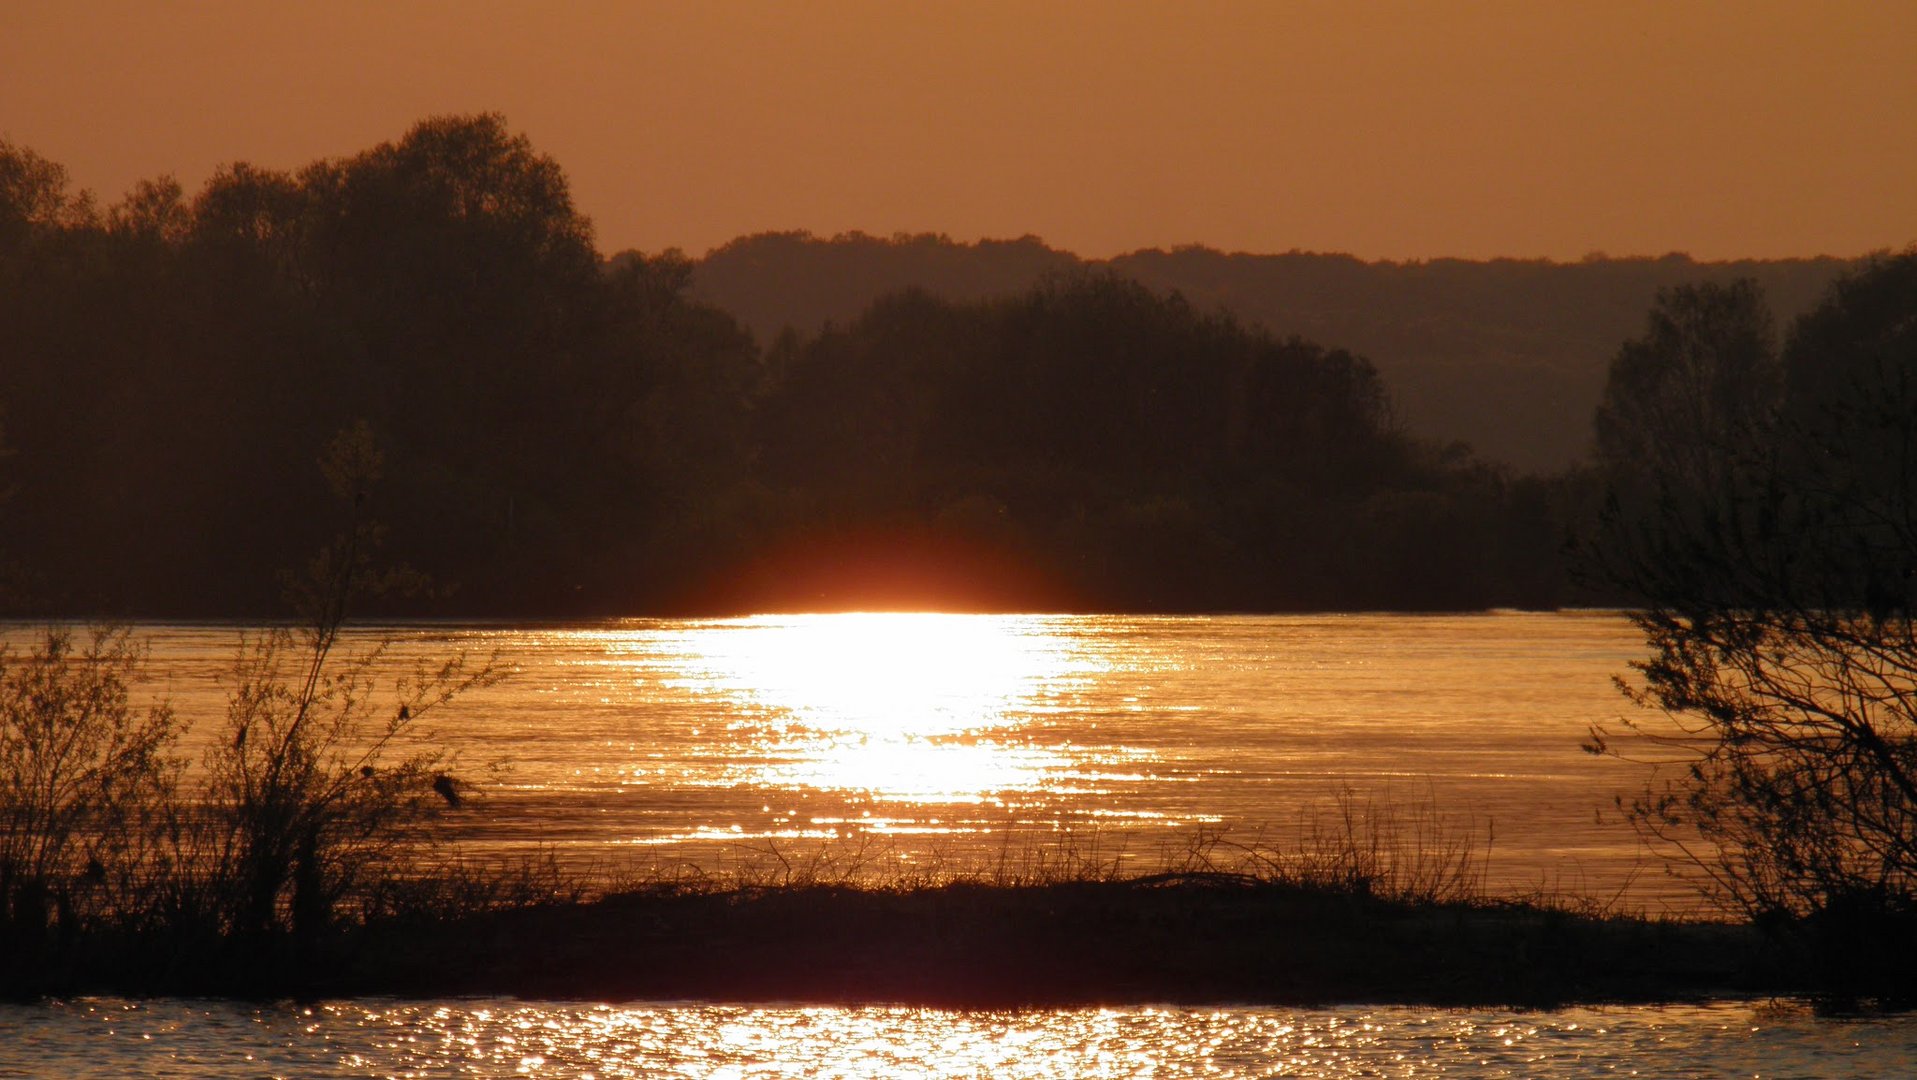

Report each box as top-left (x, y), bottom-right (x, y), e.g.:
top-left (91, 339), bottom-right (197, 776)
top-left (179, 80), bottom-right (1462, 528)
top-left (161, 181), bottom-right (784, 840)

top-left (692, 232), bottom-right (1854, 471)
top-left (2, 116), bottom-right (757, 615)
top-left (735, 280), bottom-right (1579, 612)
top-left (0, 113), bottom-right (1677, 616)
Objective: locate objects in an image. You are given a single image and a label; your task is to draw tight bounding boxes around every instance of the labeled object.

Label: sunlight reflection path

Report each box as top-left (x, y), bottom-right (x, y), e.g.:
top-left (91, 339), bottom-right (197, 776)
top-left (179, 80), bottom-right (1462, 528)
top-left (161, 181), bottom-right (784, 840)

top-left (647, 613), bottom-right (1105, 804)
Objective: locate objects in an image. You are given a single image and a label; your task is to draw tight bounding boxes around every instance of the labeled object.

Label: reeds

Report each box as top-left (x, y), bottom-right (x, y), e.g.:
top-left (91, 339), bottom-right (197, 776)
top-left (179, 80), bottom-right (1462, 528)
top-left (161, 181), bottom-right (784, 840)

top-left (555, 786), bottom-right (1493, 909)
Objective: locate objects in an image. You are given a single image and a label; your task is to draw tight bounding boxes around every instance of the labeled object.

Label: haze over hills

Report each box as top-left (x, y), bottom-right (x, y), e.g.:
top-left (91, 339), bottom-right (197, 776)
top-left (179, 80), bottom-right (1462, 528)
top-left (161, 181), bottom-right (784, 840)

top-left (686, 233), bottom-right (1856, 471)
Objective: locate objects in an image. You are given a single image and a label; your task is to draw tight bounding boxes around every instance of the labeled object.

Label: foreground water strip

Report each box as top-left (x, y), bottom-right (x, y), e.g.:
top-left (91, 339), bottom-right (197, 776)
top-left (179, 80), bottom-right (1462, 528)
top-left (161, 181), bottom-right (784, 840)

top-left (12, 997), bottom-right (1917, 1079)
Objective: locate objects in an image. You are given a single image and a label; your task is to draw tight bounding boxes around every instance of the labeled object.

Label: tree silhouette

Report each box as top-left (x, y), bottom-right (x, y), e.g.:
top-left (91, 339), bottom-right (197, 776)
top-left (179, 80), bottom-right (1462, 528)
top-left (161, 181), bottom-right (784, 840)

top-left (1593, 280), bottom-right (1778, 491)
top-left (1588, 252), bottom-right (1917, 927)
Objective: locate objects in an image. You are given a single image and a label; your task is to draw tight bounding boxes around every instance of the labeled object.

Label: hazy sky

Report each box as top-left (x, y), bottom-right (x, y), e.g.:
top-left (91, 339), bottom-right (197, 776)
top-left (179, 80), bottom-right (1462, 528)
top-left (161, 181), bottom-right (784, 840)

top-left (4, 1), bottom-right (1913, 261)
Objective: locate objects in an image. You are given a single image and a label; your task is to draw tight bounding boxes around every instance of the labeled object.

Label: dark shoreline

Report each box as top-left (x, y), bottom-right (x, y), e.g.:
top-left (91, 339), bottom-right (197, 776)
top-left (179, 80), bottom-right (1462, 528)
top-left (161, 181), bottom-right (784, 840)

top-left (14, 876), bottom-right (1901, 1010)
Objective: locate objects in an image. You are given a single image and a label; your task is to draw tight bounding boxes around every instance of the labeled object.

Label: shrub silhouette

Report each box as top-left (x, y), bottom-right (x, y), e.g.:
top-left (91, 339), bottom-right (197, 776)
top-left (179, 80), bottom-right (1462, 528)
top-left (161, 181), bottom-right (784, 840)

top-left (194, 423), bottom-right (501, 943)
top-left (0, 627), bottom-right (177, 951)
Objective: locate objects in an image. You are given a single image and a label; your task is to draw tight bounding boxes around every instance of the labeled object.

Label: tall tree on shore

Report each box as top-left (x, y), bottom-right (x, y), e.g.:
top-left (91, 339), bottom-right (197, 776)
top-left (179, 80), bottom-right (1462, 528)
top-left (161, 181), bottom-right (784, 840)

top-left (1588, 252), bottom-right (1917, 932)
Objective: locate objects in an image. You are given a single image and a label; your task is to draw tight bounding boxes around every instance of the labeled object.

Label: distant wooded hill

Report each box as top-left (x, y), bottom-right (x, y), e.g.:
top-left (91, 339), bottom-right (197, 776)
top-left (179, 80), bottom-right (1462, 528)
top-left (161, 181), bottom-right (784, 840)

top-left (685, 233), bottom-right (1856, 471)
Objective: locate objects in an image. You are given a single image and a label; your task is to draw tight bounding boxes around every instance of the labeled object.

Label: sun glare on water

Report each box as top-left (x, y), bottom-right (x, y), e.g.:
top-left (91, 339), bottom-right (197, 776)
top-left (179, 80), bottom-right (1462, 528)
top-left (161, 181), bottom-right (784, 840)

top-left (659, 613), bottom-right (1098, 802)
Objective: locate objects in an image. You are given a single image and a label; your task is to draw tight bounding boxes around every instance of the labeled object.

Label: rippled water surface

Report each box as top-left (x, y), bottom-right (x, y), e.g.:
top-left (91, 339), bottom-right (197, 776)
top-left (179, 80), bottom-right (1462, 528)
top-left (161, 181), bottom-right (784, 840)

top-left (5, 998), bottom-right (1914, 1078)
top-left (2, 614), bottom-right (1887, 1075)
top-left (13, 612), bottom-right (1670, 900)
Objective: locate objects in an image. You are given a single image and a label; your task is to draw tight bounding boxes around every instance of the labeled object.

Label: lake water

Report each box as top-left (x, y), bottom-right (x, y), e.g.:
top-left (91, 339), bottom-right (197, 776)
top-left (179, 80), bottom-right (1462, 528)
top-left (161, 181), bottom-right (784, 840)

top-left (6, 997), bottom-right (1916, 1078)
top-left (14, 611), bottom-right (1854, 1076)
top-left (82, 611), bottom-right (1670, 904)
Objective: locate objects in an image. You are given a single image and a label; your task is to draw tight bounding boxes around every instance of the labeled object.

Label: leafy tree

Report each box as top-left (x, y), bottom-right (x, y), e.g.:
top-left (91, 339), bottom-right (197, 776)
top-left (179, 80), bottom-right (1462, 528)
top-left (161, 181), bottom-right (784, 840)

top-left (1592, 280), bottom-right (1778, 490)
top-left (1587, 252), bottom-right (1917, 929)
top-left (1781, 250), bottom-right (1917, 506)
top-left (108, 176), bottom-right (191, 243)
top-left (0, 138), bottom-right (93, 246)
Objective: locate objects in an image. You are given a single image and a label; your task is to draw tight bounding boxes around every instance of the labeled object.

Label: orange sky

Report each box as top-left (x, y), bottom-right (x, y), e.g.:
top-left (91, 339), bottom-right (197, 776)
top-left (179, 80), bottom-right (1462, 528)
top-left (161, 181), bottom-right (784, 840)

top-left (4, 1), bottom-right (1913, 261)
